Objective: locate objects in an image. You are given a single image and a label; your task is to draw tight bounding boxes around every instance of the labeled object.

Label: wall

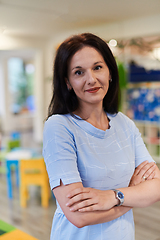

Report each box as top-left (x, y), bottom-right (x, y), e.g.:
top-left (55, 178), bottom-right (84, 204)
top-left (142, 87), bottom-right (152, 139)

top-left (0, 13), bottom-right (160, 143)
top-left (0, 37), bottom-right (47, 143)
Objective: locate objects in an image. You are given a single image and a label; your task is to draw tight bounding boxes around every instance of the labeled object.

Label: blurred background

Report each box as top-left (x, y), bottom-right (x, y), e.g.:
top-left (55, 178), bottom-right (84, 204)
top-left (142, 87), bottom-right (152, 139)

top-left (0, 0), bottom-right (160, 240)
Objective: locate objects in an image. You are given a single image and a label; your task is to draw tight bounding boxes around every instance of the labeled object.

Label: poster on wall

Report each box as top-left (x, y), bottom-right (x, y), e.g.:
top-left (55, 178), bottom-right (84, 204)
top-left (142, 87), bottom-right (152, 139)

top-left (127, 85), bottom-right (160, 122)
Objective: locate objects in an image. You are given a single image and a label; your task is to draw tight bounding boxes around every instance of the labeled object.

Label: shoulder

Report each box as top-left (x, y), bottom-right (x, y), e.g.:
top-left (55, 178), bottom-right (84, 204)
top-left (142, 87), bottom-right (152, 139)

top-left (44, 114), bottom-right (71, 131)
top-left (109, 112), bottom-right (137, 132)
top-left (43, 114), bottom-right (76, 140)
top-left (109, 111), bottom-right (134, 124)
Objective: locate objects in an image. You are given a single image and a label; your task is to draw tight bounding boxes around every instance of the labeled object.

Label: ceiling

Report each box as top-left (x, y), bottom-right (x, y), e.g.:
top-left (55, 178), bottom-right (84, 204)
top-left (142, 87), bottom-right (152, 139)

top-left (0, 0), bottom-right (160, 38)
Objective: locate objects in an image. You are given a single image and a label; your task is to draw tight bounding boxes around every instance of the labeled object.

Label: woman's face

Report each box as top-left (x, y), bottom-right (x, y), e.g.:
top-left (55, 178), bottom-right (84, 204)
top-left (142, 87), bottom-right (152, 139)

top-left (67, 46), bottom-right (111, 110)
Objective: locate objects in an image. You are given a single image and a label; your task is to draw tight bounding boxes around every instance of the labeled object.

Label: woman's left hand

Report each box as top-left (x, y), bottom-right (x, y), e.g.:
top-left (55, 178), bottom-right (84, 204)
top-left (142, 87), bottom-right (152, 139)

top-left (129, 161), bottom-right (156, 187)
top-left (66, 187), bottom-right (117, 212)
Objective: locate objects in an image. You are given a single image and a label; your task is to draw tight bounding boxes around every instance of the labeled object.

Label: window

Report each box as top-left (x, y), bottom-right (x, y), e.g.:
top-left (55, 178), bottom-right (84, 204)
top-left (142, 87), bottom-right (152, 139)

top-left (8, 57), bottom-right (35, 114)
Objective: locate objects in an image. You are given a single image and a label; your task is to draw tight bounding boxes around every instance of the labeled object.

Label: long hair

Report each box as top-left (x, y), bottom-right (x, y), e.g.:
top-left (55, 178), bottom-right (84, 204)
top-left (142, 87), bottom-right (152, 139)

top-left (47, 33), bottom-right (120, 119)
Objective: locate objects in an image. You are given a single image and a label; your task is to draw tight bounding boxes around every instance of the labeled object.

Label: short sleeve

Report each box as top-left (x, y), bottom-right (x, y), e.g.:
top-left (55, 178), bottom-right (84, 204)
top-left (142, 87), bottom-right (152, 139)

top-left (43, 115), bottom-right (82, 190)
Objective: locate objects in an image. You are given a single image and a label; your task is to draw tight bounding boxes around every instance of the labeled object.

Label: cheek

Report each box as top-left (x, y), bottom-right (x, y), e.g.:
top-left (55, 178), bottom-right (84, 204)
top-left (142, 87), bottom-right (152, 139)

top-left (98, 71), bottom-right (110, 82)
top-left (103, 79), bottom-right (110, 95)
top-left (72, 80), bottom-right (85, 91)
top-left (102, 76), bottom-right (109, 87)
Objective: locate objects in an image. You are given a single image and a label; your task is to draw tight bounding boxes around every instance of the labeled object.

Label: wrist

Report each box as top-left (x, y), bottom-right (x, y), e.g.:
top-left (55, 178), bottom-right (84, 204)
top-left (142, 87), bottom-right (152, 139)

top-left (112, 189), bottom-right (124, 206)
top-left (110, 190), bottom-right (119, 206)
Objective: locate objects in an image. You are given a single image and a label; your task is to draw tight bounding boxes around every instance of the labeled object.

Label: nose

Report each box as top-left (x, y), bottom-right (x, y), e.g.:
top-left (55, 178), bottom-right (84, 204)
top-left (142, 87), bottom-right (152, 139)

top-left (86, 70), bottom-right (96, 85)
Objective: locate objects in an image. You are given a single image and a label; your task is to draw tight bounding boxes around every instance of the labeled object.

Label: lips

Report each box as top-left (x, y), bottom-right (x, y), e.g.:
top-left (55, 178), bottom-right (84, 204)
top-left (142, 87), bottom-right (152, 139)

top-left (85, 87), bottom-right (101, 93)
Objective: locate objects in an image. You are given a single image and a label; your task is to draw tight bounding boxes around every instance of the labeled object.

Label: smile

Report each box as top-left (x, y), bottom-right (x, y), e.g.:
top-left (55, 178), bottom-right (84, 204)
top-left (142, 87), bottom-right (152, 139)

top-left (85, 87), bottom-right (101, 93)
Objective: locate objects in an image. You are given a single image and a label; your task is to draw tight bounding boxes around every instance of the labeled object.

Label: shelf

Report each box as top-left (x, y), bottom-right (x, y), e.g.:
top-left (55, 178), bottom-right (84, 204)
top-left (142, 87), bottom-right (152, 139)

top-left (128, 82), bottom-right (160, 89)
top-left (134, 120), bottom-right (160, 127)
top-left (134, 120), bottom-right (160, 164)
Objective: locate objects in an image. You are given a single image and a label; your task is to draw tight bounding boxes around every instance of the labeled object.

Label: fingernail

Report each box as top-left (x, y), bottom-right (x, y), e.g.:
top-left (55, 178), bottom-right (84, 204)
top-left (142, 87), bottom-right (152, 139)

top-left (66, 202), bottom-right (69, 206)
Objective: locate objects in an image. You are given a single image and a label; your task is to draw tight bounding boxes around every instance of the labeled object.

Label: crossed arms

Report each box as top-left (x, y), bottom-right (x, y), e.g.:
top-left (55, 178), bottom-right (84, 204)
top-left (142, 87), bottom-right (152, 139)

top-left (53, 161), bottom-right (160, 228)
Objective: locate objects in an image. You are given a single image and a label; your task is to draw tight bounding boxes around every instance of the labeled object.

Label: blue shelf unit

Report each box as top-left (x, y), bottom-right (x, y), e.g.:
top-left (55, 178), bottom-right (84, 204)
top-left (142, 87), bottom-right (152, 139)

top-left (129, 64), bottom-right (160, 83)
top-left (127, 87), bottom-right (160, 122)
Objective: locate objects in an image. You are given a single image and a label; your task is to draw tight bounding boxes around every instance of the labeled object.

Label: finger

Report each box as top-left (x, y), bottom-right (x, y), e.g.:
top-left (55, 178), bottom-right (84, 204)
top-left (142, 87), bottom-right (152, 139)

top-left (67, 187), bottom-right (89, 198)
top-left (134, 161), bottom-right (148, 175)
top-left (78, 200), bottom-right (112, 212)
top-left (147, 171), bottom-right (156, 180)
top-left (138, 162), bottom-right (155, 178)
top-left (129, 175), bottom-right (143, 186)
top-left (78, 204), bottom-right (98, 212)
top-left (142, 163), bottom-right (156, 179)
top-left (66, 192), bottom-right (91, 207)
top-left (70, 199), bottom-right (97, 212)
top-left (139, 163), bottom-right (156, 178)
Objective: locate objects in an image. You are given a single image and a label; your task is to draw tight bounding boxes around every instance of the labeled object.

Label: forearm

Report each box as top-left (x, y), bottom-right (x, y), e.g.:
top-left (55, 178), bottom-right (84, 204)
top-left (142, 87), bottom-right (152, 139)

top-left (65, 163), bottom-right (160, 224)
top-left (66, 205), bottom-right (131, 228)
top-left (120, 179), bottom-right (160, 208)
top-left (53, 181), bottom-right (131, 228)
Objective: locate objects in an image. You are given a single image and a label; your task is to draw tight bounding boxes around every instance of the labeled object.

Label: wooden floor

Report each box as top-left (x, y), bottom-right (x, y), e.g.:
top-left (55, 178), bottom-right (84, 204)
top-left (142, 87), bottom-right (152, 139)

top-left (0, 173), bottom-right (160, 240)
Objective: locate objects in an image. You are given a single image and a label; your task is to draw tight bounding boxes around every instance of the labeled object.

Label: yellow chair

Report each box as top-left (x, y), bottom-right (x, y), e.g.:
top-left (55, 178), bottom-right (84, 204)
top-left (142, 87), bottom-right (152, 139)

top-left (19, 158), bottom-right (50, 208)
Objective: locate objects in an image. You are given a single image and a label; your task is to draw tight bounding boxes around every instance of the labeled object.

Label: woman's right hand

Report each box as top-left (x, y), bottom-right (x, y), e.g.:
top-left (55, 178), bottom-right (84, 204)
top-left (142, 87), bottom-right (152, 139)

top-left (129, 161), bottom-right (156, 187)
top-left (66, 187), bottom-right (117, 212)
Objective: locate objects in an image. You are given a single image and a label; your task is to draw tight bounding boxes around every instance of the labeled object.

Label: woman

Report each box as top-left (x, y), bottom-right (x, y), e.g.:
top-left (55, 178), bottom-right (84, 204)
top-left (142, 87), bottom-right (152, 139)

top-left (43, 33), bottom-right (160, 240)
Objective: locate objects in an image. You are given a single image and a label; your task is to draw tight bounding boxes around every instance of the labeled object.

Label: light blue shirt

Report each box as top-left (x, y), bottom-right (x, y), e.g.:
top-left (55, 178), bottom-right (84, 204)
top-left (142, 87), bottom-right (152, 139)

top-left (43, 112), bottom-right (154, 240)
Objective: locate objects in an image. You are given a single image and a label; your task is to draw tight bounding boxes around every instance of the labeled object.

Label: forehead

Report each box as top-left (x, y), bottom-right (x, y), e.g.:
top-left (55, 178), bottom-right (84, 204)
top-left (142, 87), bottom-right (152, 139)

top-left (69, 46), bottom-right (104, 67)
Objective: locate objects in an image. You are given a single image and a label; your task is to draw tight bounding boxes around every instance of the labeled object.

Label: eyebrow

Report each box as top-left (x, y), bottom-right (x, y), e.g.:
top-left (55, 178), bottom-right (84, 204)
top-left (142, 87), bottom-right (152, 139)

top-left (71, 61), bottom-right (104, 71)
top-left (71, 66), bottom-right (82, 71)
top-left (94, 61), bottom-right (103, 65)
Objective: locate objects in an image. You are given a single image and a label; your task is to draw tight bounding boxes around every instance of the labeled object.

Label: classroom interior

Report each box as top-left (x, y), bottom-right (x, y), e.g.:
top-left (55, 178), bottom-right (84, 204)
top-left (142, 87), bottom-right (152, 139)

top-left (0, 1), bottom-right (160, 239)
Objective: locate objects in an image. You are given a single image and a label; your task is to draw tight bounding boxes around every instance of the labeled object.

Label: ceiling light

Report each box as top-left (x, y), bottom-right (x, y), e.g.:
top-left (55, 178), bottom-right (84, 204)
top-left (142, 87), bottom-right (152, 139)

top-left (109, 39), bottom-right (117, 47)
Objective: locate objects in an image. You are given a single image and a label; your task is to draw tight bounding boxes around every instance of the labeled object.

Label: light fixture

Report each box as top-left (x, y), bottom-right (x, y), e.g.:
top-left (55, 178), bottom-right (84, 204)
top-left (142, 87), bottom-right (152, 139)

top-left (109, 39), bottom-right (117, 47)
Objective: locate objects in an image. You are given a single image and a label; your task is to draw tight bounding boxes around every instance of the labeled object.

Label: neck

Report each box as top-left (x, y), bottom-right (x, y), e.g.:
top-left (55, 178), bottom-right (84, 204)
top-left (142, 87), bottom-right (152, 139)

top-left (74, 104), bottom-right (109, 131)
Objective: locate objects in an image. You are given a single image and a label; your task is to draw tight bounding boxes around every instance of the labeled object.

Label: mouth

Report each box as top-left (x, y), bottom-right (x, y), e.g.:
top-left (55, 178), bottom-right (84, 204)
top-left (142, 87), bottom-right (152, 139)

top-left (85, 87), bottom-right (101, 93)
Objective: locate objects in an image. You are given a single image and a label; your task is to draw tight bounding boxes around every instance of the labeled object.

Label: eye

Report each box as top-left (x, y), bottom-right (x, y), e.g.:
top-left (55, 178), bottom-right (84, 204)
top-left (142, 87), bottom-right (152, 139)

top-left (94, 65), bottom-right (102, 70)
top-left (75, 70), bottom-right (83, 75)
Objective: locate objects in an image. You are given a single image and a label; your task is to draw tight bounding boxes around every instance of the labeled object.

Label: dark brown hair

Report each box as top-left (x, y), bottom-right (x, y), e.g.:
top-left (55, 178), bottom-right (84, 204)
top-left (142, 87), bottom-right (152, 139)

top-left (47, 33), bottom-right (120, 118)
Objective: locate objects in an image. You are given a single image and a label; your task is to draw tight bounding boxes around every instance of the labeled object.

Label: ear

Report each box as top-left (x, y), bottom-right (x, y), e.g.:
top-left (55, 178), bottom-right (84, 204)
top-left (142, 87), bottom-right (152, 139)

top-left (109, 73), bottom-right (112, 82)
top-left (65, 78), bottom-right (72, 90)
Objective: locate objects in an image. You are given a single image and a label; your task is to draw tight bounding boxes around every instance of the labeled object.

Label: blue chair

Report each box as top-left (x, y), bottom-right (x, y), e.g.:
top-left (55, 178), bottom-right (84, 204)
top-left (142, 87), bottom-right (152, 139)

top-left (6, 159), bottom-right (19, 198)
